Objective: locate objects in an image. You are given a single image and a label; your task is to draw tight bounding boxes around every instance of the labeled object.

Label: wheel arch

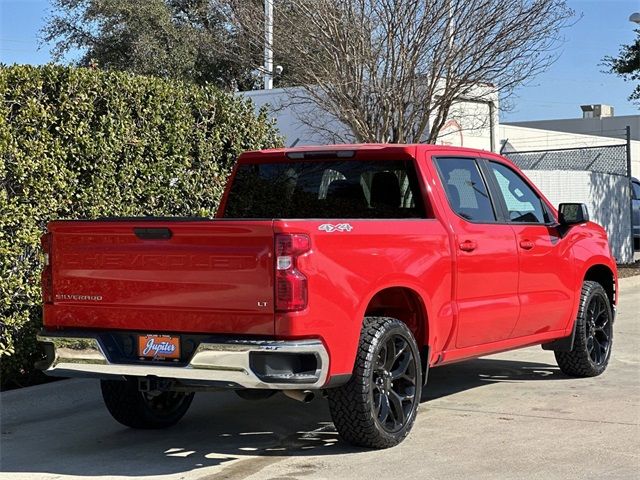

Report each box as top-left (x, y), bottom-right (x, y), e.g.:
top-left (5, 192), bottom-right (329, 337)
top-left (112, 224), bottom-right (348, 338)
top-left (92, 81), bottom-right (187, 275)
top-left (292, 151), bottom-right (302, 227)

top-left (544, 262), bottom-right (617, 353)
top-left (363, 286), bottom-right (429, 345)
top-left (361, 285), bottom-right (432, 382)
top-left (583, 263), bottom-right (616, 308)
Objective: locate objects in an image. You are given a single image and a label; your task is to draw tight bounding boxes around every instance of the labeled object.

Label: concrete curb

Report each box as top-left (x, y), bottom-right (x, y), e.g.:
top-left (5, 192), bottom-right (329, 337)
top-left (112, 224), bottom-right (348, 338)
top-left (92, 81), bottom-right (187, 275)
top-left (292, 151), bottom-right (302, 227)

top-left (618, 275), bottom-right (640, 293)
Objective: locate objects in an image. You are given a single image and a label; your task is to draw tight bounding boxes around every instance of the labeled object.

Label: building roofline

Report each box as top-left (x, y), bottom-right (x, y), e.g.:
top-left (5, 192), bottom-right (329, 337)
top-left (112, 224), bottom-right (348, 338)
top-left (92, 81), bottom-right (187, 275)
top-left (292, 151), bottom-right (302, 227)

top-left (504, 114), bottom-right (640, 124)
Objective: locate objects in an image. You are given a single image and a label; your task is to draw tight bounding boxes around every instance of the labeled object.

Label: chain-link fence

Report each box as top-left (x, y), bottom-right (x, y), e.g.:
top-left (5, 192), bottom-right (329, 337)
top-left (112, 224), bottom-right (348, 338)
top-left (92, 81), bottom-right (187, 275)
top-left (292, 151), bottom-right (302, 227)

top-left (505, 144), bottom-right (628, 177)
top-left (504, 142), bottom-right (634, 264)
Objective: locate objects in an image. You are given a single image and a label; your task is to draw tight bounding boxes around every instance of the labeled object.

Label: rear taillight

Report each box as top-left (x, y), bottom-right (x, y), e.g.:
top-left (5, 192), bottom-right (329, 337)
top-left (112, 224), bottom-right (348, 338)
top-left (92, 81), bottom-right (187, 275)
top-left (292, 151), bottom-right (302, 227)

top-left (40, 233), bottom-right (53, 304)
top-left (275, 234), bottom-right (310, 312)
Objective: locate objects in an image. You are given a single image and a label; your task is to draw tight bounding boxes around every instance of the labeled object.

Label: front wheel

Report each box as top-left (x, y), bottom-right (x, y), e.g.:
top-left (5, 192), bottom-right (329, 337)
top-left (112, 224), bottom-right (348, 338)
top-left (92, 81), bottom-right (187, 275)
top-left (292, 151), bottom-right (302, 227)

top-left (328, 317), bottom-right (422, 449)
top-left (101, 378), bottom-right (194, 429)
top-left (555, 280), bottom-right (613, 377)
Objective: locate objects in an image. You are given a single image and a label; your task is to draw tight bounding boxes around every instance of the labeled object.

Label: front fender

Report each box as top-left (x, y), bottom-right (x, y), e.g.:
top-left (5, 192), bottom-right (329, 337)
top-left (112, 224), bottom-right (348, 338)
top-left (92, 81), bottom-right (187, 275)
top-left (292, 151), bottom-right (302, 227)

top-left (561, 223), bottom-right (618, 336)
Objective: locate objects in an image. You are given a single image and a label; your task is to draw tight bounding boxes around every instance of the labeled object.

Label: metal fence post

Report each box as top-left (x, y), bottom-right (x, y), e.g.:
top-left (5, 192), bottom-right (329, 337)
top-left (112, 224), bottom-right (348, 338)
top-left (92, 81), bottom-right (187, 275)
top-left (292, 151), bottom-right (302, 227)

top-left (627, 125), bottom-right (634, 263)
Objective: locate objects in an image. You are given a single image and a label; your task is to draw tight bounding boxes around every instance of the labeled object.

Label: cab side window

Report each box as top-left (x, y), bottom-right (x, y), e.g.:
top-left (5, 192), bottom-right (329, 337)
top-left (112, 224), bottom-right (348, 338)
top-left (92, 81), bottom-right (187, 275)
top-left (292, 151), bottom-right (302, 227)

top-left (434, 158), bottom-right (496, 222)
top-left (488, 161), bottom-right (551, 224)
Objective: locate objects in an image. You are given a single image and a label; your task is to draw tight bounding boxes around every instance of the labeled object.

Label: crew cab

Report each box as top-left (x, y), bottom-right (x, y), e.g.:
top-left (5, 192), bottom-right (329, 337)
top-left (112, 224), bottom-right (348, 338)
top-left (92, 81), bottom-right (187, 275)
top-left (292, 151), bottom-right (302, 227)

top-left (37, 144), bottom-right (617, 448)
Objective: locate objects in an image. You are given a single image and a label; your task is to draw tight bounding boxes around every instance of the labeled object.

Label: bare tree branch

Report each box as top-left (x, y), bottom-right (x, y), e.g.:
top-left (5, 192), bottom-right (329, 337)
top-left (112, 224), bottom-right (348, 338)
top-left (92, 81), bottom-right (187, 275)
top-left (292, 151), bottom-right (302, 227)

top-left (227, 0), bottom-right (573, 143)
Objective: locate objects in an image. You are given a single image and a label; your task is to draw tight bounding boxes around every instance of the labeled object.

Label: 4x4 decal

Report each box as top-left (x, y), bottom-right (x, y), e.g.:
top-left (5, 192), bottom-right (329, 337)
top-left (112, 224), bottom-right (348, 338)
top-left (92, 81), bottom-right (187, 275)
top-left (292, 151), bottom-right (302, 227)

top-left (318, 223), bottom-right (353, 233)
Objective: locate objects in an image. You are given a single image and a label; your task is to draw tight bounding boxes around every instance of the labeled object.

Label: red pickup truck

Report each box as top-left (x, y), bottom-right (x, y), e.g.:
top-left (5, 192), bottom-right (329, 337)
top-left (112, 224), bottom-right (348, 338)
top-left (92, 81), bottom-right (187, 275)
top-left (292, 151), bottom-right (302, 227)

top-left (37, 144), bottom-right (617, 448)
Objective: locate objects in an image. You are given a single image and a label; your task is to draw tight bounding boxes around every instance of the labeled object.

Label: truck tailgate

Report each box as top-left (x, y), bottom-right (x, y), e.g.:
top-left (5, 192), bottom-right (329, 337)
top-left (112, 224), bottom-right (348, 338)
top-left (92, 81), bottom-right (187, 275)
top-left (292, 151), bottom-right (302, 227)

top-left (45, 220), bottom-right (275, 335)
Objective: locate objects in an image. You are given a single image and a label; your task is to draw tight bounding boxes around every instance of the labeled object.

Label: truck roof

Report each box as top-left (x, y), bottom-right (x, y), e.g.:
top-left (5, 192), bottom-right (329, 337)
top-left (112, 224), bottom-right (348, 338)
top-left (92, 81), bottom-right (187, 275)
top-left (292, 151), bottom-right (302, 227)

top-left (240, 144), bottom-right (508, 163)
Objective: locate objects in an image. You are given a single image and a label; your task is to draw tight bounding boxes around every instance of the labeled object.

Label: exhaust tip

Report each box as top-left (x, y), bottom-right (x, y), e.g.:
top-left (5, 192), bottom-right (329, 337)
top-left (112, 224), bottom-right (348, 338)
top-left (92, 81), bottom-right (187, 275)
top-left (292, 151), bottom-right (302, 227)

top-left (283, 389), bottom-right (315, 403)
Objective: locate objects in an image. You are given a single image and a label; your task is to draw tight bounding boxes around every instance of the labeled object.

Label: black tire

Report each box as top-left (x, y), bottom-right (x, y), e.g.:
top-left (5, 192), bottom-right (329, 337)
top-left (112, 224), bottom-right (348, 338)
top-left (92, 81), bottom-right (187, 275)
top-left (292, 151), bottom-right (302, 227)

top-left (555, 280), bottom-right (613, 377)
top-left (328, 317), bottom-right (422, 449)
top-left (100, 378), bottom-right (194, 429)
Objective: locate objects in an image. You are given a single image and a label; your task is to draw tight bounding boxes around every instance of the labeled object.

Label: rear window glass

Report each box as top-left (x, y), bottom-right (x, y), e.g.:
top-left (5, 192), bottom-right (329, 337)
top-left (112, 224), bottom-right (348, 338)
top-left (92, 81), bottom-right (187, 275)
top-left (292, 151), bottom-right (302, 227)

top-left (223, 160), bottom-right (427, 219)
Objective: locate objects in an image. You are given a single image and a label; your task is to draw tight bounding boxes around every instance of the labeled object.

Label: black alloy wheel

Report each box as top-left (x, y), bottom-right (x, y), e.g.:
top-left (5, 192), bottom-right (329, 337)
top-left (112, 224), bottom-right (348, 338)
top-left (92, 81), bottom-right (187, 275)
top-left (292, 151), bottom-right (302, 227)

top-left (584, 293), bottom-right (612, 366)
top-left (372, 334), bottom-right (419, 433)
top-left (555, 280), bottom-right (613, 377)
top-left (101, 378), bottom-right (194, 428)
top-left (328, 317), bottom-right (422, 448)
top-left (141, 390), bottom-right (192, 417)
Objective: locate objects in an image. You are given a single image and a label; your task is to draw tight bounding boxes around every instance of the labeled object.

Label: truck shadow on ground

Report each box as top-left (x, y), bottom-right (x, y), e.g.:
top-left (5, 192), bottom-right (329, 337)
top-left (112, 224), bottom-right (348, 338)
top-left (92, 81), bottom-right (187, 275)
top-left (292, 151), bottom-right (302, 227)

top-left (422, 356), bottom-right (565, 401)
top-left (1, 357), bottom-right (567, 478)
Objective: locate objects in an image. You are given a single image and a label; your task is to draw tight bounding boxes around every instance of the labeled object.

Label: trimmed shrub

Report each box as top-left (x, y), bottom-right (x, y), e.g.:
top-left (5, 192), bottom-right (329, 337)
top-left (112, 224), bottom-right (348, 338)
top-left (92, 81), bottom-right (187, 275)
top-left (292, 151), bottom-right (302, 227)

top-left (0, 65), bottom-right (282, 387)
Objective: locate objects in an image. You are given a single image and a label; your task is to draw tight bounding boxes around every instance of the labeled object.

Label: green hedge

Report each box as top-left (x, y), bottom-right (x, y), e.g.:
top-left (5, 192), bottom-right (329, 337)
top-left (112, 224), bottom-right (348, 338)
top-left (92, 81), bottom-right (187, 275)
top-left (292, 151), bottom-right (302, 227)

top-left (0, 65), bottom-right (282, 387)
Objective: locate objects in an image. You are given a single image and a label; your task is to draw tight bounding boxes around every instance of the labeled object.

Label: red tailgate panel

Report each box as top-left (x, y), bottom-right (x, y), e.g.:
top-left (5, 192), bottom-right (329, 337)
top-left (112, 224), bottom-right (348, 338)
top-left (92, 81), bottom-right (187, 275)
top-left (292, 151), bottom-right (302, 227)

top-left (45, 220), bottom-right (275, 335)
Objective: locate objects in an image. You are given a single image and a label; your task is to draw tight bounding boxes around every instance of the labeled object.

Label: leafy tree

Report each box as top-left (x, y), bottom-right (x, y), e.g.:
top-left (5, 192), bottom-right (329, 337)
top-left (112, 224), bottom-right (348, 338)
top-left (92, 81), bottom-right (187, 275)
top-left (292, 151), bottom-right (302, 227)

top-left (42, 0), bottom-right (258, 89)
top-left (0, 64), bottom-right (281, 387)
top-left (603, 29), bottom-right (640, 105)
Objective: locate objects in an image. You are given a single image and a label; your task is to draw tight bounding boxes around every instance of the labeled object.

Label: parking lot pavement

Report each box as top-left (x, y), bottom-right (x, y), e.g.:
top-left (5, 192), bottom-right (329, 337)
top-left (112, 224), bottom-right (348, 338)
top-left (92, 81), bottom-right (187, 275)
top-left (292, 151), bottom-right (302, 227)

top-left (1, 278), bottom-right (638, 480)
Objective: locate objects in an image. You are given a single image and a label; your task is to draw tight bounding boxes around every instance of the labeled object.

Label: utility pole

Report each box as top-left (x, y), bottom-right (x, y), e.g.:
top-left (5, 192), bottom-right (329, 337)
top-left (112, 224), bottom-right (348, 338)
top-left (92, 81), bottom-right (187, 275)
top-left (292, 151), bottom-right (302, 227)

top-left (264, 0), bottom-right (273, 90)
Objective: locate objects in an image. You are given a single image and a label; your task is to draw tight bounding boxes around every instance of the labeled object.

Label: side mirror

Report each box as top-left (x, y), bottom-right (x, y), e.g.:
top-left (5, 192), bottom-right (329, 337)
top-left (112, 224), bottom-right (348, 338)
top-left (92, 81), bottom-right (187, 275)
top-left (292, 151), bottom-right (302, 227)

top-left (558, 203), bottom-right (589, 226)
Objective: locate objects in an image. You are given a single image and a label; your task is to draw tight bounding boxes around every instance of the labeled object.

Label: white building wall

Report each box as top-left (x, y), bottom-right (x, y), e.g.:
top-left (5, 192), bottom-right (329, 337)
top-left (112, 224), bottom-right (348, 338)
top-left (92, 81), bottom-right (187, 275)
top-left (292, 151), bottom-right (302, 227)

top-left (524, 170), bottom-right (633, 264)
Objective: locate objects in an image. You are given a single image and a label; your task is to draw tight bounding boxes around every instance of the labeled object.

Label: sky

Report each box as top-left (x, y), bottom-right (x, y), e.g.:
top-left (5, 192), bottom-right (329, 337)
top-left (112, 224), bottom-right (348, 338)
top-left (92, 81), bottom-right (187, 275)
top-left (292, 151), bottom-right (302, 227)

top-left (0, 0), bottom-right (638, 122)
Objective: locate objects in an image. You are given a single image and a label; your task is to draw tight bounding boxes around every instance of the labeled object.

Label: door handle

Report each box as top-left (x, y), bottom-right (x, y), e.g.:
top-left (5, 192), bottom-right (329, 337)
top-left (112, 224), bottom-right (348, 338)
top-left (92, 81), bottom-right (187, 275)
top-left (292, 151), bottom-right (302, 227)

top-left (459, 240), bottom-right (477, 252)
top-left (519, 240), bottom-right (534, 250)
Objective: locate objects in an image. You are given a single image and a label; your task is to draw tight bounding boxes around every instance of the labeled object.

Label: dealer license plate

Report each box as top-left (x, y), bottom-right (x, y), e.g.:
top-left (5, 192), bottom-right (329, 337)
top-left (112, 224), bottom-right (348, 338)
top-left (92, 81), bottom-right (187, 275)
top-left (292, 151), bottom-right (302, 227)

top-left (138, 334), bottom-right (181, 360)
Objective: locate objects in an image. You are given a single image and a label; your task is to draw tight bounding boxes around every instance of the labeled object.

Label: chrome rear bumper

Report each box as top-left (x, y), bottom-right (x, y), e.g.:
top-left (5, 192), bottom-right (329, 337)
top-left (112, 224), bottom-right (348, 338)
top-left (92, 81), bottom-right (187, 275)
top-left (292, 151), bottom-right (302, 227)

top-left (36, 333), bottom-right (329, 390)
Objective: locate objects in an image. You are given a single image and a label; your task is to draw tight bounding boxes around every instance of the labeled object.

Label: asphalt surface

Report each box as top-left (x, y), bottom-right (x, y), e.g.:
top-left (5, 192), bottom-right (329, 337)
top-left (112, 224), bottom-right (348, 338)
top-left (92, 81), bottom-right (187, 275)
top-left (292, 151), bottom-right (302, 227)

top-left (1, 277), bottom-right (639, 480)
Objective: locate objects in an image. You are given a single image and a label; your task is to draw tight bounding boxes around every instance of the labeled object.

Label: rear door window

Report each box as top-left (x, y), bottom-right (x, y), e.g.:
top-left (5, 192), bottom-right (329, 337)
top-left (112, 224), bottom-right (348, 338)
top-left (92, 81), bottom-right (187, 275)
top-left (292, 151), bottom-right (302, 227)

top-left (434, 158), bottom-right (496, 223)
top-left (223, 159), bottom-right (427, 219)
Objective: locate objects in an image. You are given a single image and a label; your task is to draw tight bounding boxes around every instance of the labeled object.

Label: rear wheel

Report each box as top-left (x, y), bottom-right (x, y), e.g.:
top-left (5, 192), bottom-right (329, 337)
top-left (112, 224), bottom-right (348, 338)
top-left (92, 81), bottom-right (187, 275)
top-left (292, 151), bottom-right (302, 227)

top-left (328, 317), bottom-right (422, 449)
top-left (100, 378), bottom-right (194, 429)
top-left (555, 281), bottom-right (613, 377)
